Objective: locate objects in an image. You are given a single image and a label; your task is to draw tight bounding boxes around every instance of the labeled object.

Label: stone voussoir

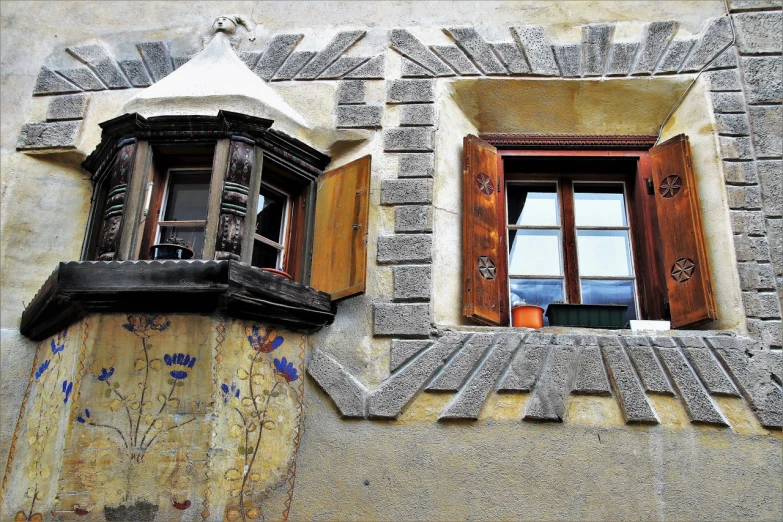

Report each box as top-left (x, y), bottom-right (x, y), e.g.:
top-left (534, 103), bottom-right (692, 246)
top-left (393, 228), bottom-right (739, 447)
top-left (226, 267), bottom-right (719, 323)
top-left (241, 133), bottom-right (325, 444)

top-left (46, 94), bottom-right (89, 121)
top-left (17, 121), bottom-right (81, 150)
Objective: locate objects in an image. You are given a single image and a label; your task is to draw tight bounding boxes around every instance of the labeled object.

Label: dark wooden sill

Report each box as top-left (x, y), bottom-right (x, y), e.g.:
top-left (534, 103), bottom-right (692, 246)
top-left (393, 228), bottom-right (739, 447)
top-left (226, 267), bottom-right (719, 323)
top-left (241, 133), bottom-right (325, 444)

top-left (20, 260), bottom-right (335, 340)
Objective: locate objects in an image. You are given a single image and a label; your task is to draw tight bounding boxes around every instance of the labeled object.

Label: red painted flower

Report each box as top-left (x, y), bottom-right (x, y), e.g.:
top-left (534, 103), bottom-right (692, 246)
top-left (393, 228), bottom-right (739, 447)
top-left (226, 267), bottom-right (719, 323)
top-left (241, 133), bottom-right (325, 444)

top-left (245, 325), bottom-right (283, 353)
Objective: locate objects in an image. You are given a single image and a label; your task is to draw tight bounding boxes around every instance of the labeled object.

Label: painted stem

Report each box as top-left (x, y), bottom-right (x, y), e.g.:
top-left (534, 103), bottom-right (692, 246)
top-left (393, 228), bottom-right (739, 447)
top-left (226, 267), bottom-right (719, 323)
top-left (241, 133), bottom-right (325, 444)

top-left (143, 417), bottom-right (196, 449)
top-left (239, 381), bottom-right (279, 514)
top-left (106, 380), bottom-right (134, 438)
top-left (133, 337), bottom-right (151, 446)
top-left (88, 421), bottom-right (129, 448)
top-left (139, 379), bottom-right (177, 448)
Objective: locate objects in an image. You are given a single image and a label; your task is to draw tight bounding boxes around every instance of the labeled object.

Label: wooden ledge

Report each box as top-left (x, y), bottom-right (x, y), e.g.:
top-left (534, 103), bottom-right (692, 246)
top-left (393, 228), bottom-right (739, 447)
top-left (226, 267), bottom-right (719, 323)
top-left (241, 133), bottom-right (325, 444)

top-left (20, 260), bottom-right (335, 340)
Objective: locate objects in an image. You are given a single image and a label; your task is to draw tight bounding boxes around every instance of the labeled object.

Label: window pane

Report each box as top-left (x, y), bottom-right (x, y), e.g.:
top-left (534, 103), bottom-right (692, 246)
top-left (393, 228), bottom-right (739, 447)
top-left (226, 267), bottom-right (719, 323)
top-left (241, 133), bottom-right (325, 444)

top-left (576, 229), bottom-right (632, 276)
top-left (509, 229), bottom-right (562, 276)
top-left (507, 183), bottom-right (559, 226)
top-left (163, 171), bottom-right (210, 221)
top-left (256, 185), bottom-right (287, 243)
top-left (581, 279), bottom-right (637, 325)
top-left (510, 278), bottom-right (564, 326)
top-left (252, 239), bottom-right (282, 269)
top-left (574, 184), bottom-right (627, 226)
top-left (158, 225), bottom-right (204, 258)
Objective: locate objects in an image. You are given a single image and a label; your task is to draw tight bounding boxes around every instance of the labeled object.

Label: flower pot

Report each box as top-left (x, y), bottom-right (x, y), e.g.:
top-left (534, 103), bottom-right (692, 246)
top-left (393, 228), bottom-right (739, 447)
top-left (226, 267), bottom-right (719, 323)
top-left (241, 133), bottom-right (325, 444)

top-left (545, 303), bottom-right (628, 329)
top-left (261, 268), bottom-right (292, 280)
top-left (512, 305), bottom-right (545, 328)
top-left (149, 243), bottom-right (194, 260)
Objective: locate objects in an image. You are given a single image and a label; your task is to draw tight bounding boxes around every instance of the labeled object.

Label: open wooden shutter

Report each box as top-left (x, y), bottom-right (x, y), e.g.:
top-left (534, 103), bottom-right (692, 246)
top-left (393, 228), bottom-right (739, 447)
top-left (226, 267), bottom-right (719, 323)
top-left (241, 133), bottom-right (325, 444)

top-left (463, 135), bottom-right (508, 325)
top-left (310, 155), bottom-right (371, 300)
top-left (649, 134), bottom-right (716, 328)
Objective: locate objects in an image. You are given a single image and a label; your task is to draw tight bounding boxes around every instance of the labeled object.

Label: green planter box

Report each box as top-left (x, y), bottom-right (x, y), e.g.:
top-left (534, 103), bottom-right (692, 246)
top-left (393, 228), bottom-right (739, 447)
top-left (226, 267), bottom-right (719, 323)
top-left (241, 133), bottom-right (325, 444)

top-left (545, 304), bottom-right (628, 329)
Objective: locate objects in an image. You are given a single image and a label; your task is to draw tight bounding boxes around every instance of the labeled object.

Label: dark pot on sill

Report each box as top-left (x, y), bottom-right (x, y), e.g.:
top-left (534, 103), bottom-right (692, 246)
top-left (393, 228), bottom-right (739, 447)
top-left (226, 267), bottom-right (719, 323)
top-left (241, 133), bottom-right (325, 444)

top-left (149, 243), bottom-right (194, 260)
top-left (545, 303), bottom-right (628, 329)
top-left (261, 268), bottom-right (292, 280)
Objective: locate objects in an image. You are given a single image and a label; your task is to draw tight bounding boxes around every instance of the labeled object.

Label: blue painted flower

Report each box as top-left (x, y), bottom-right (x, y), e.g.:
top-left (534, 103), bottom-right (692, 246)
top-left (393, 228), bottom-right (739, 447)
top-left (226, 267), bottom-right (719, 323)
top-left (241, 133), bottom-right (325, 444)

top-left (273, 357), bottom-right (298, 383)
top-left (164, 352), bottom-right (196, 379)
top-left (122, 315), bottom-right (171, 339)
top-left (245, 325), bottom-right (283, 353)
top-left (34, 360), bottom-right (50, 380)
top-left (77, 409), bottom-right (91, 424)
top-left (62, 380), bottom-right (73, 403)
top-left (50, 327), bottom-right (68, 354)
top-left (220, 382), bottom-right (240, 402)
top-left (51, 339), bottom-right (64, 355)
top-left (97, 367), bottom-right (115, 382)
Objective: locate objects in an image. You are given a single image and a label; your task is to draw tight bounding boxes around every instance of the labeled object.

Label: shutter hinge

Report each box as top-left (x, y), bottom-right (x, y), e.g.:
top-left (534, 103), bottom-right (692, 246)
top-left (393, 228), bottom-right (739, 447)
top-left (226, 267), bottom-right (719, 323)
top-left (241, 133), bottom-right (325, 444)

top-left (686, 155), bottom-right (692, 169)
top-left (645, 177), bottom-right (654, 195)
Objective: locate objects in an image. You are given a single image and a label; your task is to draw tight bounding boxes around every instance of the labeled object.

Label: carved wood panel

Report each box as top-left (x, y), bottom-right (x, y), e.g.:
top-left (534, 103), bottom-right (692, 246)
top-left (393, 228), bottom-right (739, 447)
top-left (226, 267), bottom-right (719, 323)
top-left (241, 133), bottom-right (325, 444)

top-left (215, 139), bottom-right (254, 260)
top-left (95, 141), bottom-right (137, 260)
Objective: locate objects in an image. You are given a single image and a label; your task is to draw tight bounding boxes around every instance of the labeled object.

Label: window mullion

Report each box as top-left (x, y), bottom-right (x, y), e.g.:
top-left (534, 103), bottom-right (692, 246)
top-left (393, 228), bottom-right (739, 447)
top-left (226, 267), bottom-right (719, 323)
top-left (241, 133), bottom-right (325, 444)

top-left (240, 145), bottom-right (264, 264)
top-left (202, 139), bottom-right (230, 260)
top-left (560, 177), bottom-right (581, 304)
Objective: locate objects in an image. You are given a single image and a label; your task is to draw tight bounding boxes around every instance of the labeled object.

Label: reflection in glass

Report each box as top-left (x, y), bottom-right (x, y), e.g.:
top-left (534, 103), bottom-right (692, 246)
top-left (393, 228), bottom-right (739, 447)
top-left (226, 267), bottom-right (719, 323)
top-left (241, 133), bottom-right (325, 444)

top-left (251, 240), bottom-right (282, 269)
top-left (256, 186), bottom-right (287, 243)
top-left (158, 225), bottom-right (205, 258)
top-left (507, 184), bottom-right (559, 226)
top-left (576, 229), bottom-right (632, 276)
top-left (163, 171), bottom-right (210, 221)
top-left (581, 279), bottom-right (637, 325)
top-left (510, 278), bottom-right (564, 326)
top-left (509, 229), bottom-right (563, 276)
top-left (574, 184), bottom-right (627, 226)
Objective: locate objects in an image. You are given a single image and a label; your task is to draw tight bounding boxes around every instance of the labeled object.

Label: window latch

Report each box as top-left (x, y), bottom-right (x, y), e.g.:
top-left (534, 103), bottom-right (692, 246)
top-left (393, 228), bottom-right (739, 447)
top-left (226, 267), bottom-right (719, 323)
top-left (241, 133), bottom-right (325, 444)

top-left (644, 177), bottom-right (654, 195)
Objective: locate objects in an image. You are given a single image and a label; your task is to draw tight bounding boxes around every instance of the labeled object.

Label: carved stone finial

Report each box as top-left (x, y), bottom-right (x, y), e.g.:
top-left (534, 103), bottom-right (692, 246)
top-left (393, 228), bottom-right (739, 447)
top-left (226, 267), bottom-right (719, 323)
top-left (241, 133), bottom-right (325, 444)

top-left (212, 15), bottom-right (256, 41)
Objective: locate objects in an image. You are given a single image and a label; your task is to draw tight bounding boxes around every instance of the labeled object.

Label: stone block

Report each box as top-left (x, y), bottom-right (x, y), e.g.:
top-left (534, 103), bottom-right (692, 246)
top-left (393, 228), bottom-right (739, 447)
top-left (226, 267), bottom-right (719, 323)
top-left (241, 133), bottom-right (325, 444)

top-left (710, 92), bottom-right (746, 113)
top-left (307, 348), bottom-right (367, 417)
top-left (58, 66), bottom-right (105, 91)
top-left (497, 338), bottom-right (549, 391)
top-left (706, 47), bottom-right (739, 70)
top-left (743, 291), bottom-right (782, 318)
top-left (733, 234), bottom-right (771, 261)
top-left (655, 347), bottom-right (727, 425)
top-left (345, 54), bottom-right (385, 79)
top-left (684, 346), bottom-right (741, 396)
top-left (581, 24), bottom-right (614, 77)
top-left (656, 39), bottom-right (696, 74)
top-left (135, 41), bottom-right (173, 83)
top-left (238, 51), bottom-right (261, 69)
top-left (431, 45), bottom-right (480, 75)
top-left (384, 128), bottom-right (433, 152)
top-left (254, 34), bottom-right (303, 80)
top-left (511, 25), bottom-right (560, 76)
top-left (389, 29), bottom-right (454, 77)
top-left (600, 337), bottom-right (658, 423)
top-left (372, 303), bottom-right (431, 337)
top-left (741, 57), bottom-right (782, 104)
top-left (715, 113), bottom-right (751, 135)
top-left (766, 218), bottom-right (782, 277)
top-left (444, 26), bottom-right (507, 75)
top-left (758, 161), bottom-right (782, 217)
top-left (118, 58), bottom-right (151, 87)
top-left (297, 30), bottom-right (366, 79)
top-left (728, 185), bottom-right (763, 209)
top-left (395, 205), bottom-right (432, 233)
top-left (380, 179), bottom-right (432, 205)
top-left (336, 105), bottom-right (382, 128)
top-left (632, 21), bottom-right (678, 75)
top-left (729, 0), bottom-right (783, 10)
top-left (400, 104), bottom-right (435, 126)
top-left (572, 345), bottom-right (612, 395)
top-left (401, 58), bottom-right (434, 78)
top-left (399, 153), bottom-right (435, 177)
top-left (524, 345), bottom-right (577, 421)
top-left (67, 43), bottom-right (130, 88)
top-left (647, 336), bottom-right (678, 348)
top-left (719, 136), bottom-right (754, 159)
top-left (390, 339), bottom-right (432, 372)
top-left (17, 121), bottom-right (81, 150)
top-left (377, 234), bottom-right (432, 264)
top-left (33, 66), bottom-right (80, 95)
top-left (393, 265), bottom-right (432, 302)
top-left (704, 69), bottom-right (741, 91)
top-left (682, 17), bottom-right (734, 71)
top-left (492, 42), bottom-right (530, 74)
top-left (429, 333), bottom-right (493, 391)
top-left (337, 80), bottom-right (366, 104)
top-left (734, 12), bottom-right (783, 54)
top-left (731, 210), bottom-right (767, 236)
top-left (553, 44), bottom-right (581, 77)
top-left (737, 261), bottom-right (777, 291)
top-left (386, 79), bottom-right (435, 103)
top-left (746, 319), bottom-right (783, 348)
top-left (46, 94), bottom-right (88, 121)
top-left (749, 105), bottom-right (783, 158)
top-left (606, 42), bottom-right (639, 76)
top-left (172, 56), bottom-right (191, 70)
top-left (723, 160), bottom-right (758, 184)
top-left (625, 344), bottom-right (674, 394)
top-left (272, 51), bottom-right (316, 81)
top-left (320, 56), bottom-right (370, 79)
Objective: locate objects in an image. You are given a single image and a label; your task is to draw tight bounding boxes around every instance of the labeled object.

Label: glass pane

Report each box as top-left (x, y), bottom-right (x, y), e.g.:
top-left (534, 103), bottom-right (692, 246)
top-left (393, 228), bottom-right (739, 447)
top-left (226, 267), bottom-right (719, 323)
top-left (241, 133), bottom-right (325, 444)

top-left (163, 171), bottom-right (210, 221)
top-left (507, 183), bottom-right (559, 226)
top-left (510, 279), bottom-right (564, 327)
top-left (509, 229), bottom-right (562, 276)
top-left (256, 185), bottom-right (287, 243)
top-left (577, 230), bottom-right (632, 276)
top-left (252, 240), bottom-right (283, 269)
top-left (581, 279), bottom-right (637, 325)
top-left (574, 184), bottom-right (627, 226)
top-left (158, 225), bottom-right (204, 258)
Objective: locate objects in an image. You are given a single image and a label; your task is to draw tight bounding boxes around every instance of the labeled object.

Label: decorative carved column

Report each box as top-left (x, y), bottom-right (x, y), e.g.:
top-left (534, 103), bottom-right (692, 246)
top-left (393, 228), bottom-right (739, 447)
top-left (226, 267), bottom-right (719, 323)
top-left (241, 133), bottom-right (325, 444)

top-left (95, 140), bottom-right (137, 260)
top-left (215, 137), bottom-right (254, 260)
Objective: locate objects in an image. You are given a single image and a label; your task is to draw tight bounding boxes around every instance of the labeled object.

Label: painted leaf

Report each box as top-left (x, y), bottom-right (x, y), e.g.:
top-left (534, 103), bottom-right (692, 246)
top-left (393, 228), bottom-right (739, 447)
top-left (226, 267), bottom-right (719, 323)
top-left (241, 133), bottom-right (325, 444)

top-left (176, 381), bottom-right (185, 387)
top-left (168, 398), bottom-right (179, 408)
top-left (167, 378), bottom-right (175, 385)
top-left (246, 508), bottom-right (260, 519)
top-left (241, 397), bottom-right (254, 408)
top-left (249, 472), bottom-right (262, 481)
top-left (237, 445), bottom-right (246, 455)
top-left (246, 422), bottom-right (257, 433)
top-left (134, 359), bottom-right (146, 371)
top-left (263, 420), bottom-right (276, 430)
top-left (113, 382), bottom-right (120, 389)
top-left (150, 359), bottom-right (162, 370)
top-left (153, 419), bottom-right (163, 429)
top-left (145, 414), bottom-right (154, 426)
top-left (110, 399), bottom-right (123, 411)
top-left (251, 374), bottom-right (266, 385)
top-left (230, 425), bottom-right (243, 438)
top-left (128, 401), bottom-right (140, 410)
top-left (225, 468), bottom-right (242, 481)
top-left (254, 395), bottom-right (264, 405)
top-left (270, 391), bottom-right (280, 397)
top-left (229, 487), bottom-right (241, 498)
top-left (127, 393), bottom-right (137, 400)
top-left (157, 394), bottom-right (167, 403)
top-left (143, 401), bottom-right (152, 410)
top-left (263, 389), bottom-right (269, 396)
top-left (104, 388), bottom-right (112, 398)
top-left (237, 368), bottom-right (250, 380)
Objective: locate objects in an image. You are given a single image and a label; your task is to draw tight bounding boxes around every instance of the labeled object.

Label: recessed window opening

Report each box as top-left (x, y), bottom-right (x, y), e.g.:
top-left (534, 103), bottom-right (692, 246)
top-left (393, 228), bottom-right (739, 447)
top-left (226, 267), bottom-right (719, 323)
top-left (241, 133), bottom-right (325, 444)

top-left (155, 168), bottom-right (211, 258)
top-left (252, 181), bottom-right (290, 270)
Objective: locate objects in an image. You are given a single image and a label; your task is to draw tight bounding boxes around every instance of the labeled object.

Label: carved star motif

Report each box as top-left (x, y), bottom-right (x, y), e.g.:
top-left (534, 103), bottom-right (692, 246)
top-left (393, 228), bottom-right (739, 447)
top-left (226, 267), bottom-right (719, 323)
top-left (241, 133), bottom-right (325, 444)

top-left (670, 257), bottom-right (695, 283)
top-left (475, 172), bottom-right (494, 196)
top-left (659, 175), bottom-right (682, 198)
top-left (478, 256), bottom-right (496, 280)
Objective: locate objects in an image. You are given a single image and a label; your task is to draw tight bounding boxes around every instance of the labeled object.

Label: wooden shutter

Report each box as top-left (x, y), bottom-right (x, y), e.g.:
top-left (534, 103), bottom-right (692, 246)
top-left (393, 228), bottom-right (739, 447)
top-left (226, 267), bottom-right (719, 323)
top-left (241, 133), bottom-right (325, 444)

top-left (310, 155), bottom-right (371, 300)
top-left (649, 134), bottom-right (717, 328)
top-left (463, 135), bottom-right (508, 325)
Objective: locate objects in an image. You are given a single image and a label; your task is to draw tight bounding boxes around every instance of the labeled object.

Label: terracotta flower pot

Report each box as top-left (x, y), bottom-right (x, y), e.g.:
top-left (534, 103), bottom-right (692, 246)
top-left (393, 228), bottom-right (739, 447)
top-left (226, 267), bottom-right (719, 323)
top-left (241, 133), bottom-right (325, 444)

top-left (512, 305), bottom-right (544, 328)
top-left (261, 268), bottom-right (292, 280)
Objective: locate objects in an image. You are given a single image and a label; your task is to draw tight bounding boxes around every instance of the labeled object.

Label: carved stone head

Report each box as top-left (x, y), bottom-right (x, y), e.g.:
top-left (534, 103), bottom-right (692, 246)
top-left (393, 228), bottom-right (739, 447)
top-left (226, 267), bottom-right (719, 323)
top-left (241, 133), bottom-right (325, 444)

top-left (212, 15), bottom-right (238, 35)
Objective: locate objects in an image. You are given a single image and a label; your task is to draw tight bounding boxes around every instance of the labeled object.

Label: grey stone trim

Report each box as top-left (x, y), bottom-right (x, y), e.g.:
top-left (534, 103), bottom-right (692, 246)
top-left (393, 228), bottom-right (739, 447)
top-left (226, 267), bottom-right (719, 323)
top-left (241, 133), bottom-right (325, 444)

top-left (389, 29), bottom-right (455, 77)
top-left (386, 79), bottom-right (435, 104)
top-left (582, 24), bottom-right (614, 77)
top-left (377, 234), bottom-right (432, 264)
top-left (497, 335), bottom-right (549, 391)
top-left (383, 128), bottom-right (433, 152)
top-left (345, 54), bottom-right (385, 79)
top-left (743, 291), bottom-right (783, 317)
top-left (395, 205), bottom-right (432, 233)
top-left (172, 56), bottom-right (191, 70)
top-left (511, 25), bottom-right (560, 76)
top-left (253, 34), bottom-right (303, 80)
top-left (33, 66), bottom-right (81, 96)
top-left (380, 179), bottom-right (432, 205)
top-left (67, 43), bottom-right (130, 89)
top-left (738, 261), bottom-right (777, 291)
top-left (733, 11), bottom-right (783, 54)
top-left (373, 303), bottom-right (431, 337)
top-left (440, 334), bottom-right (520, 419)
top-left (749, 106), bottom-right (782, 158)
top-left (732, 212), bottom-right (767, 237)
top-left (624, 344), bottom-right (674, 395)
top-left (135, 41), bottom-right (174, 83)
top-left (492, 42), bottom-right (531, 75)
top-left (719, 136), bottom-right (755, 159)
top-left (46, 94), bottom-right (88, 122)
top-left (681, 345), bottom-right (741, 396)
top-left (393, 265), bottom-right (432, 302)
top-left (17, 121), bottom-right (81, 150)
top-left (729, 0), bottom-right (783, 11)
top-left (272, 51), bottom-right (317, 81)
top-left (572, 345), bottom-right (612, 395)
top-left (600, 338), bottom-right (658, 423)
top-left (705, 69), bottom-right (743, 91)
top-left (706, 47), bottom-right (739, 70)
top-left (57, 67), bottom-right (105, 91)
top-left (319, 56), bottom-right (370, 79)
top-left (733, 235), bottom-right (770, 262)
top-left (238, 50), bottom-right (261, 70)
top-left (553, 44), bottom-right (582, 78)
top-left (631, 21), bottom-right (678, 75)
top-left (390, 339), bottom-right (432, 372)
top-left (746, 319), bottom-right (783, 348)
top-left (443, 26), bottom-right (507, 75)
top-left (337, 80), bottom-right (365, 105)
top-left (308, 348), bottom-right (368, 417)
top-left (727, 185), bottom-right (763, 209)
top-left (430, 45), bottom-right (481, 75)
top-left (524, 344), bottom-right (578, 421)
top-left (656, 39), bottom-right (697, 74)
top-left (682, 17), bottom-right (734, 72)
top-left (398, 153), bottom-right (435, 178)
top-left (118, 59), bottom-right (151, 87)
top-left (741, 57), bottom-right (782, 104)
top-left (400, 104), bottom-right (435, 126)
top-left (723, 160), bottom-right (759, 184)
top-left (336, 105), bottom-right (382, 128)
top-left (428, 333), bottom-right (493, 391)
top-left (715, 113), bottom-right (751, 136)
top-left (711, 92), bottom-right (747, 113)
top-left (297, 30), bottom-right (366, 79)
top-left (401, 58), bottom-right (435, 78)
top-left (606, 42), bottom-right (639, 76)
top-left (758, 161), bottom-right (782, 217)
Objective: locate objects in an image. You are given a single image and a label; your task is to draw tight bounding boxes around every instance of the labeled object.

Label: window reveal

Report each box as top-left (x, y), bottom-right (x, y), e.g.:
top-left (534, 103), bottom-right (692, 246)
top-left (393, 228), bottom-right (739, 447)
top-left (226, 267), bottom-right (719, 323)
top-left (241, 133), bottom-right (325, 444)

top-left (154, 169), bottom-right (211, 258)
top-left (252, 182), bottom-right (290, 269)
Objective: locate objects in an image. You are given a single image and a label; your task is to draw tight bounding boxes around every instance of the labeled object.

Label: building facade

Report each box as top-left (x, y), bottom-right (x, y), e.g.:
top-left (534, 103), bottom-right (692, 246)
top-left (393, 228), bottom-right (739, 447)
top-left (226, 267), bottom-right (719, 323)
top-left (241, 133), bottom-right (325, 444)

top-left (1, 1), bottom-right (781, 520)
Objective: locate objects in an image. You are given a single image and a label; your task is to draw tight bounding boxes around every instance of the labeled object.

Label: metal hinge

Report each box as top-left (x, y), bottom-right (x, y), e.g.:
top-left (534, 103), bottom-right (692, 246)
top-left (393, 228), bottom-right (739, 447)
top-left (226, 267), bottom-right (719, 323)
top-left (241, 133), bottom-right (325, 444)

top-left (645, 177), bottom-right (654, 195)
